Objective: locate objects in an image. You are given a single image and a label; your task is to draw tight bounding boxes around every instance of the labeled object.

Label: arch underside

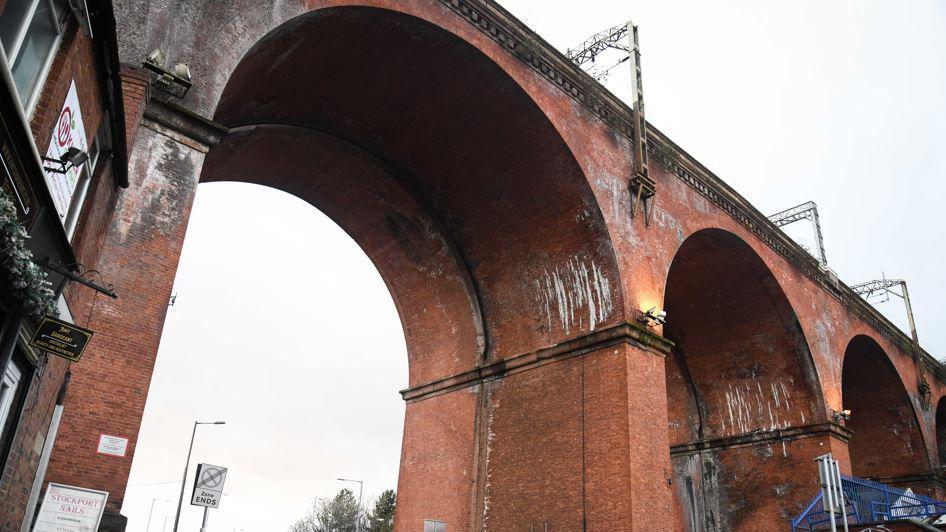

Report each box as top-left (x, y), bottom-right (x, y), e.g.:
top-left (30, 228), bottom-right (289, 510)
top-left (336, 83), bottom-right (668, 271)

top-left (198, 6), bottom-right (626, 530)
top-left (202, 6), bottom-right (624, 386)
top-left (937, 398), bottom-right (946, 467)
top-left (843, 335), bottom-right (930, 490)
top-left (664, 229), bottom-right (825, 531)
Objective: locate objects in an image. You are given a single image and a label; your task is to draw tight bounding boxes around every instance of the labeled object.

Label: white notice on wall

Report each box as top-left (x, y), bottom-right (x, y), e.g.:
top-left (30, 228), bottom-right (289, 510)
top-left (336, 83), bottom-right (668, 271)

top-left (96, 434), bottom-right (128, 457)
top-left (33, 483), bottom-right (108, 532)
top-left (43, 80), bottom-right (88, 224)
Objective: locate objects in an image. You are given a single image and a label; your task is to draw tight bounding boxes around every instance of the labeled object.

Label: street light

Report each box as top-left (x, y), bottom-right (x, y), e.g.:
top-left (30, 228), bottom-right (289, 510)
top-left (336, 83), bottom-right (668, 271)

top-left (172, 420), bottom-right (225, 532)
top-left (337, 477), bottom-right (364, 532)
top-left (147, 498), bottom-right (172, 532)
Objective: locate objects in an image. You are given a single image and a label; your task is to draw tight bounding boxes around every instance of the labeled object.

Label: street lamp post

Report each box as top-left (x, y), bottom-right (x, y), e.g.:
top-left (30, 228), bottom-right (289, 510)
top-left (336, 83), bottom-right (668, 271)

top-left (147, 498), bottom-right (171, 532)
top-left (337, 478), bottom-right (364, 532)
top-left (172, 420), bottom-right (225, 532)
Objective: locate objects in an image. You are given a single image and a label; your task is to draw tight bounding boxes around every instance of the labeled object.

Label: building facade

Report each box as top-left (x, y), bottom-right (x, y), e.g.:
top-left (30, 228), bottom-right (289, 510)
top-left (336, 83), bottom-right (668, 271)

top-left (0, 1), bottom-right (127, 529)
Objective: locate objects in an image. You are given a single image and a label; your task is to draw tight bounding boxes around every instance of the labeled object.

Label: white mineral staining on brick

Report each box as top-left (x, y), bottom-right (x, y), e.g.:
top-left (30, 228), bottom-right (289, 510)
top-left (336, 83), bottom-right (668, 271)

top-left (533, 257), bottom-right (614, 335)
top-left (719, 377), bottom-right (799, 436)
top-left (481, 394), bottom-right (499, 530)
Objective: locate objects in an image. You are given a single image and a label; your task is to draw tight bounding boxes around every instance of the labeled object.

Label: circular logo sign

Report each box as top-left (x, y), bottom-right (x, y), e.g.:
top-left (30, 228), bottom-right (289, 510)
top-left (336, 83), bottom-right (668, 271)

top-left (56, 107), bottom-right (73, 148)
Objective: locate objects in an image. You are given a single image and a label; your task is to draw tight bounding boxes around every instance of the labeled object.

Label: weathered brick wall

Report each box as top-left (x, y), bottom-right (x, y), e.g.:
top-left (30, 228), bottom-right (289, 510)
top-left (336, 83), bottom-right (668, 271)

top-left (43, 123), bottom-right (201, 526)
top-left (118, 67), bottom-right (149, 153)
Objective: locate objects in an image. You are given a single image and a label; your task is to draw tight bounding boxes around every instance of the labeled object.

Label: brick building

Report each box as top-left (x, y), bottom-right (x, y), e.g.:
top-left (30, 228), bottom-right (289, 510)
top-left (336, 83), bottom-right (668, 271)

top-left (0, 1), bottom-right (127, 529)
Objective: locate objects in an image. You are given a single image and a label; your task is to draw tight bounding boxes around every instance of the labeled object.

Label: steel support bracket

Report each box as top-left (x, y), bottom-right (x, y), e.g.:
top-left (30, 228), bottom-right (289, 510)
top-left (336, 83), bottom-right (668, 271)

top-left (629, 173), bottom-right (656, 226)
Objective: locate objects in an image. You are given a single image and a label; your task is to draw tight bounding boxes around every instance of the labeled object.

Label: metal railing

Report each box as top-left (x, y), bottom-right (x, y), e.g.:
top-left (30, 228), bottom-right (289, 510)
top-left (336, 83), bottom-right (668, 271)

top-left (791, 474), bottom-right (946, 530)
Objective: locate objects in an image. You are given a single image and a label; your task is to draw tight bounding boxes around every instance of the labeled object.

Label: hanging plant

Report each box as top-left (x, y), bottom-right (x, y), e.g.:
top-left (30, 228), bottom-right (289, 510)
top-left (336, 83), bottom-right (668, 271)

top-left (0, 190), bottom-right (58, 318)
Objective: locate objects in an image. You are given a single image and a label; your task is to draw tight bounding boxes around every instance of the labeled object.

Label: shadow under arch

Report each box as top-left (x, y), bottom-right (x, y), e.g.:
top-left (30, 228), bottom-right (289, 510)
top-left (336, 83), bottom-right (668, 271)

top-left (196, 6), bottom-right (624, 529)
top-left (937, 397), bottom-right (946, 467)
top-left (842, 334), bottom-right (932, 489)
top-left (662, 228), bottom-right (826, 531)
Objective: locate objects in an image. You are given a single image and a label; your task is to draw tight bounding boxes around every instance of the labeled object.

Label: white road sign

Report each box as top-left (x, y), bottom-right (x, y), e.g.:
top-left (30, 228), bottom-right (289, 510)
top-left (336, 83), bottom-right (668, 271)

top-left (191, 463), bottom-right (227, 508)
top-left (33, 483), bottom-right (108, 532)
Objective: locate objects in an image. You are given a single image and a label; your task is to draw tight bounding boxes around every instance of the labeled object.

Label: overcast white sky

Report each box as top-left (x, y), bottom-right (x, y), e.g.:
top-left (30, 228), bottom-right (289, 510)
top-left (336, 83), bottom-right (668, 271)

top-left (121, 1), bottom-right (946, 530)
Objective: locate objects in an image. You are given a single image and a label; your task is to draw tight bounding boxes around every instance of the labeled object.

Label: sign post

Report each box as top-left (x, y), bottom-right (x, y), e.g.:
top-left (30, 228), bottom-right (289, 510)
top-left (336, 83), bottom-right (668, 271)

top-left (815, 453), bottom-right (849, 532)
top-left (191, 463), bottom-right (227, 531)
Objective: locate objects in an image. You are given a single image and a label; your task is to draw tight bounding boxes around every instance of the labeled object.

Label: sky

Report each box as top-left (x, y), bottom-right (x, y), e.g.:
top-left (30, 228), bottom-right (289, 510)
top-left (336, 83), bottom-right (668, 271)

top-left (121, 1), bottom-right (946, 530)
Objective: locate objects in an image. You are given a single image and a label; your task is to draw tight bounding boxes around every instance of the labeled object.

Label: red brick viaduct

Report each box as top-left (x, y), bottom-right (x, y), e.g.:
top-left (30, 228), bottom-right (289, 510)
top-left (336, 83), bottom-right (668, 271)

top-left (39, 1), bottom-right (946, 530)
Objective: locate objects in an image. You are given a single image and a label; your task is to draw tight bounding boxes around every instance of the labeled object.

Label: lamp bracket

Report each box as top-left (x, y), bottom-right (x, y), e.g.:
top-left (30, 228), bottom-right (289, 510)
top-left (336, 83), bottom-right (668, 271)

top-left (143, 60), bottom-right (192, 98)
top-left (41, 259), bottom-right (118, 299)
top-left (630, 173), bottom-right (656, 226)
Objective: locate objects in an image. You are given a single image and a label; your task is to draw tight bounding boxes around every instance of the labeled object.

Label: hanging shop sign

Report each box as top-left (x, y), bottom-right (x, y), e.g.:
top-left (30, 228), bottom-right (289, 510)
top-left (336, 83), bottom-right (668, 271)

top-left (33, 483), bottom-right (108, 532)
top-left (43, 80), bottom-right (88, 225)
top-left (28, 315), bottom-right (94, 362)
top-left (191, 463), bottom-right (228, 508)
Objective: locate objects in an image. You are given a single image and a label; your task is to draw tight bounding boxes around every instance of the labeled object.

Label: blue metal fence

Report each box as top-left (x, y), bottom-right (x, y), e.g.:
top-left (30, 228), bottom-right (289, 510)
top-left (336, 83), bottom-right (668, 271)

top-left (791, 474), bottom-right (946, 530)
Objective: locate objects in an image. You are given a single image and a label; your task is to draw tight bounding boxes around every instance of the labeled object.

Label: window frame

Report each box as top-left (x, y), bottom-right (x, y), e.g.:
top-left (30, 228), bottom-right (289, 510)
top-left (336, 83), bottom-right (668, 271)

top-left (2, 0), bottom-right (68, 116)
top-left (0, 357), bottom-right (23, 432)
top-left (0, 349), bottom-right (27, 467)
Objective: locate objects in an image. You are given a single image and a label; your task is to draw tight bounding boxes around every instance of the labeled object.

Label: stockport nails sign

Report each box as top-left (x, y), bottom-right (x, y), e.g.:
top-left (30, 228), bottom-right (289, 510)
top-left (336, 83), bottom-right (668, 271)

top-left (33, 483), bottom-right (108, 531)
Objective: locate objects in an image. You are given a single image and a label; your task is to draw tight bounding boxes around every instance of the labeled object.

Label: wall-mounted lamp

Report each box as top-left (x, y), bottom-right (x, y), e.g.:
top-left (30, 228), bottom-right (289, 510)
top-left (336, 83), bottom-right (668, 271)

top-left (636, 307), bottom-right (667, 328)
top-left (143, 49), bottom-right (193, 98)
top-left (831, 409), bottom-right (852, 424)
top-left (42, 147), bottom-right (89, 174)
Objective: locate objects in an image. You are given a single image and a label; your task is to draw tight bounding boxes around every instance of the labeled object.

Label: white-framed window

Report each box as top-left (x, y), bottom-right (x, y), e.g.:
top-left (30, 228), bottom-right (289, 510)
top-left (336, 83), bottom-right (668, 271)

top-left (0, 0), bottom-right (69, 113)
top-left (424, 520), bottom-right (447, 532)
top-left (0, 358), bottom-right (23, 438)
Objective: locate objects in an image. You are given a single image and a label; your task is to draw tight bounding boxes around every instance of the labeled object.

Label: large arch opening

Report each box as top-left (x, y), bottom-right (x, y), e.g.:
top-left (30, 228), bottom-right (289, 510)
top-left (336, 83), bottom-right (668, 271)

top-left (842, 335), bottom-right (930, 489)
top-left (663, 228), bottom-right (823, 531)
top-left (166, 5), bottom-right (623, 530)
top-left (122, 182), bottom-right (409, 530)
top-left (209, 6), bottom-right (623, 369)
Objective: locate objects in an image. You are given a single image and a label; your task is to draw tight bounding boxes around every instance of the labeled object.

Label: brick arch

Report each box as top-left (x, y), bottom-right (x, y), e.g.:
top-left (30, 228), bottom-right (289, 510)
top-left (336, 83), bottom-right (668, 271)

top-left (197, 7), bottom-right (625, 530)
top-left (201, 5), bottom-right (624, 379)
top-left (664, 228), bottom-right (824, 441)
top-left (663, 228), bottom-right (825, 531)
top-left (842, 334), bottom-right (931, 484)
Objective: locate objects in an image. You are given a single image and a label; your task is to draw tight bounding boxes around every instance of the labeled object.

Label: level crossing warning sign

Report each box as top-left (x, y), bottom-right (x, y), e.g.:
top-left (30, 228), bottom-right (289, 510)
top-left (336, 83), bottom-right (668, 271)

top-left (191, 463), bottom-right (227, 508)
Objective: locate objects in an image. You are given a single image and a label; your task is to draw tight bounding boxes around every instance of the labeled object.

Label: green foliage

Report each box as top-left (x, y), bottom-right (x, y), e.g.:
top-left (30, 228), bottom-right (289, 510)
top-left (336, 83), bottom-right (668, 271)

top-left (288, 489), bottom-right (397, 532)
top-left (289, 488), bottom-right (366, 532)
top-left (366, 490), bottom-right (396, 532)
top-left (0, 190), bottom-right (57, 317)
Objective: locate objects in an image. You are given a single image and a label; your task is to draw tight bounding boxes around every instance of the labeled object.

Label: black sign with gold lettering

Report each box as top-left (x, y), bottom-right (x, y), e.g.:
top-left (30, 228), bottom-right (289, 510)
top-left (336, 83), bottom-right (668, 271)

top-left (28, 316), bottom-right (94, 362)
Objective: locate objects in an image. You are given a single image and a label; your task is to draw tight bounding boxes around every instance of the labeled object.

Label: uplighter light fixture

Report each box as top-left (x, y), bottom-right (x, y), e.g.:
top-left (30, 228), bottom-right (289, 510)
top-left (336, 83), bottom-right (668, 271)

top-left (143, 49), bottom-right (193, 98)
top-left (636, 306), bottom-right (666, 327)
top-left (831, 409), bottom-right (852, 424)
